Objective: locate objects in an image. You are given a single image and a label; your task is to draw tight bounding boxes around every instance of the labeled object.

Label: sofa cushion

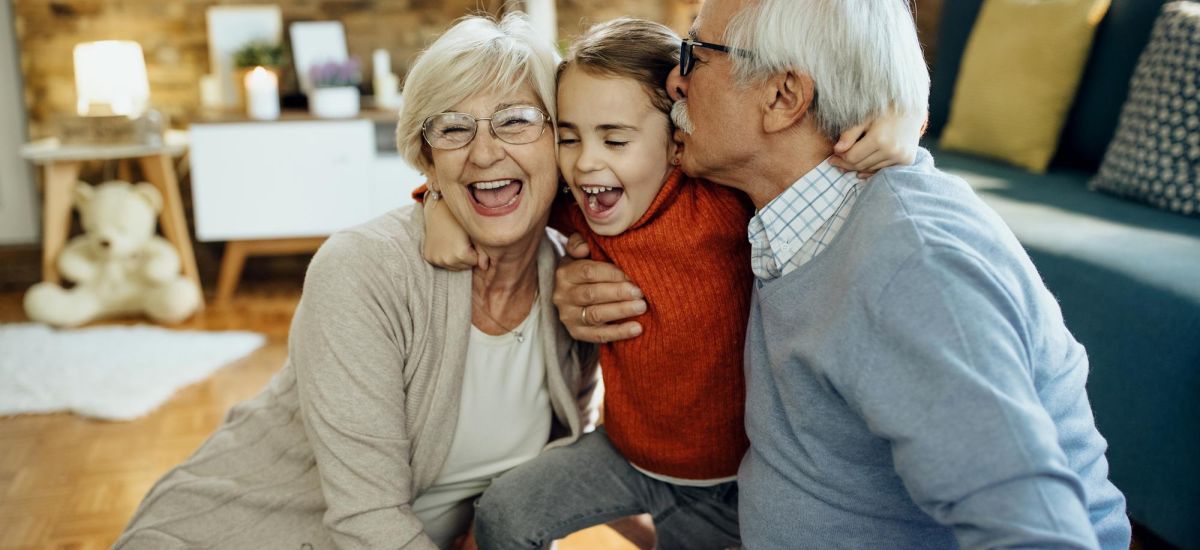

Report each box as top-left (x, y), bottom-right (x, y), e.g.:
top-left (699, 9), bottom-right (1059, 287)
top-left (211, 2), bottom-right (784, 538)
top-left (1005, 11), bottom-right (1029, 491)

top-left (928, 144), bottom-right (1200, 549)
top-left (1055, 0), bottom-right (1170, 171)
top-left (1090, 2), bottom-right (1200, 218)
top-left (927, 0), bottom-right (1169, 171)
top-left (939, 0), bottom-right (1110, 173)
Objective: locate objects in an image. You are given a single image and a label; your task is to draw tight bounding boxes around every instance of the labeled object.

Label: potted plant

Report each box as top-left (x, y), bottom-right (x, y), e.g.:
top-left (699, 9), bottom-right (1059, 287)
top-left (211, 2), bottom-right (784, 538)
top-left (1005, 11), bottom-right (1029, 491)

top-left (232, 42), bottom-right (286, 108)
top-left (308, 58), bottom-right (361, 118)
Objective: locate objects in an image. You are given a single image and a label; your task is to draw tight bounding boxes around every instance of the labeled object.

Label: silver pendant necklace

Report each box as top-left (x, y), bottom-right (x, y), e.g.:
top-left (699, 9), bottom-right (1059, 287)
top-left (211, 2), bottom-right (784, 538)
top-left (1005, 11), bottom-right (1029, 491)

top-left (473, 289), bottom-right (538, 343)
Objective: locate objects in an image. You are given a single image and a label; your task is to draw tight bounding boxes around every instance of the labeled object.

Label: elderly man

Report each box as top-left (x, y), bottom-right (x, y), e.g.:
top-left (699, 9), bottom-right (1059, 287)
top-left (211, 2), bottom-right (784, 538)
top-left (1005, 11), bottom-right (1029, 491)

top-left (556, 0), bottom-right (1131, 548)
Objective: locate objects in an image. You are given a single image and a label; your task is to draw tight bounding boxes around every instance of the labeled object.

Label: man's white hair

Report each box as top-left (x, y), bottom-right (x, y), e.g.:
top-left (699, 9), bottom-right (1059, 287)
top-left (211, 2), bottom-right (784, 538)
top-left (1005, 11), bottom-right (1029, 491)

top-left (724, 0), bottom-right (929, 139)
top-left (396, 12), bottom-right (560, 175)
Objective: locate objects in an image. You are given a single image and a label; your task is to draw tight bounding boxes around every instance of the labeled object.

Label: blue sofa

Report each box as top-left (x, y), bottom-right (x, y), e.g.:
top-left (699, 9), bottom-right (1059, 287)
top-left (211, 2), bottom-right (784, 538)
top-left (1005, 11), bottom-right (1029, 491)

top-left (926, 1), bottom-right (1200, 547)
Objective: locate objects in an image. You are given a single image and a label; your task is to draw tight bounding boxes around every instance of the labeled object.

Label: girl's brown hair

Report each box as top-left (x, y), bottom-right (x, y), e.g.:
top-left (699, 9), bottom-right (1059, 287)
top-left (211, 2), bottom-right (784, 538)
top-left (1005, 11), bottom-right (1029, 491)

top-left (558, 18), bottom-right (681, 116)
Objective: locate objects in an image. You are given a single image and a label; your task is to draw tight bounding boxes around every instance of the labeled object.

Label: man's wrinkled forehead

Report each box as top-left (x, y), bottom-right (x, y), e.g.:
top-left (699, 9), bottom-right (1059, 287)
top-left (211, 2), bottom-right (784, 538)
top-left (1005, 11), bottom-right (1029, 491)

top-left (691, 0), bottom-right (745, 43)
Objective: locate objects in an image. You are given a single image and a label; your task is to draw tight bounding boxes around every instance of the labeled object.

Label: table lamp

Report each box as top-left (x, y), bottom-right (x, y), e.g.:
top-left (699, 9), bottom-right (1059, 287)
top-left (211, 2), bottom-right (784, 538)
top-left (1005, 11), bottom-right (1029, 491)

top-left (62, 40), bottom-right (163, 145)
top-left (73, 40), bottom-right (150, 117)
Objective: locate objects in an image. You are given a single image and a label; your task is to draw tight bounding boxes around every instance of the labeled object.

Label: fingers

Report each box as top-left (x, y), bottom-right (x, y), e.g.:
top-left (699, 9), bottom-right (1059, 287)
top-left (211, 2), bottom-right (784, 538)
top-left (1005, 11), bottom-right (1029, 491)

top-left (847, 149), bottom-right (887, 174)
top-left (566, 232), bottom-right (590, 259)
top-left (475, 247), bottom-right (491, 271)
top-left (834, 123), bottom-right (868, 154)
top-left (569, 320), bottom-right (643, 344)
top-left (561, 299), bottom-right (645, 343)
top-left (556, 259), bottom-right (632, 287)
top-left (584, 299), bottom-right (647, 325)
top-left (866, 157), bottom-right (896, 174)
top-left (558, 282), bottom-right (644, 313)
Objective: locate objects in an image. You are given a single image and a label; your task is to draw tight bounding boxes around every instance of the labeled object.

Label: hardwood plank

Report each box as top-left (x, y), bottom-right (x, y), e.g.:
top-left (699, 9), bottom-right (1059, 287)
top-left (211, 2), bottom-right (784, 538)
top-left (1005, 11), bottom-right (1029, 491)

top-left (0, 282), bottom-right (634, 549)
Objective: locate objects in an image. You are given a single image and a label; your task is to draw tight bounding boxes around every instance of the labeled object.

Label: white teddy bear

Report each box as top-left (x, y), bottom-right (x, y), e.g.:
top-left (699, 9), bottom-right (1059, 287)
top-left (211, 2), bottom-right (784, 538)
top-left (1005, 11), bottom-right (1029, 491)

top-left (24, 180), bottom-right (201, 327)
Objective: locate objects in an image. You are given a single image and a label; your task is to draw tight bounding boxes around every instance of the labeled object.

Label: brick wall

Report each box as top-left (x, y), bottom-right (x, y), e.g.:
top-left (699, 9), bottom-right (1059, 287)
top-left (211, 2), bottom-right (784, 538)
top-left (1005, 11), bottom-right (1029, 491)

top-left (11, 0), bottom-right (687, 137)
top-left (12, 0), bottom-right (941, 138)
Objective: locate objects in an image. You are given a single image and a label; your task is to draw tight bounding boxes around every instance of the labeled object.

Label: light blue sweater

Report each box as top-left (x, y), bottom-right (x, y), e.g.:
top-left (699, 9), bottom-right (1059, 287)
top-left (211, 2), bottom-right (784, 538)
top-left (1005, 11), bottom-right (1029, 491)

top-left (740, 150), bottom-right (1130, 549)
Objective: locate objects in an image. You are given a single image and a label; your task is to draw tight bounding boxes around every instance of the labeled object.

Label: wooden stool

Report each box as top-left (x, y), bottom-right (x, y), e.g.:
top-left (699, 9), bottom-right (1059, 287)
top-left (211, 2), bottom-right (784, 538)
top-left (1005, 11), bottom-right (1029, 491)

top-left (20, 132), bottom-right (204, 310)
top-left (215, 237), bottom-right (325, 305)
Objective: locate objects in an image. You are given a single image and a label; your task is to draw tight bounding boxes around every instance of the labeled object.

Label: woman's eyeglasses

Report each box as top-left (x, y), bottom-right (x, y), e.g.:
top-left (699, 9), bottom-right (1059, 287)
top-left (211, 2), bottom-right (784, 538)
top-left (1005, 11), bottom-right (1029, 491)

top-left (422, 106), bottom-right (549, 150)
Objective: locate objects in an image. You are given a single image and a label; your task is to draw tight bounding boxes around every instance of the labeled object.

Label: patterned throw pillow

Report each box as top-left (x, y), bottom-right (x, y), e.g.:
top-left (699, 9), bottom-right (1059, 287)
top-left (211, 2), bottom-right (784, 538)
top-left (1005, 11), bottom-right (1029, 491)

top-left (1091, 2), bottom-right (1200, 217)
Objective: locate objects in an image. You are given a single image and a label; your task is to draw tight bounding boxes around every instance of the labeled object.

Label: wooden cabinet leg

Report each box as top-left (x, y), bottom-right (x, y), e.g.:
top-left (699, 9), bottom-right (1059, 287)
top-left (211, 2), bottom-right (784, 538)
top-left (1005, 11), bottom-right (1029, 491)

top-left (138, 154), bottom-right (204, 310)
top-left (41, 161), bottom-right (82, 284)
top-left (117, 159), bottom-right (133, 182)
top-left (216, 241), bottom-right (248, 305)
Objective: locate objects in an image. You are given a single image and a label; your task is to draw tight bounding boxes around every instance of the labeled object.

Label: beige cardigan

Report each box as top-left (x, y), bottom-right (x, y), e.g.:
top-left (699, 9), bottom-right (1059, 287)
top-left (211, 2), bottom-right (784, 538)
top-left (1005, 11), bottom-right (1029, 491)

top-left (114, 206), bottom-right (601, 550)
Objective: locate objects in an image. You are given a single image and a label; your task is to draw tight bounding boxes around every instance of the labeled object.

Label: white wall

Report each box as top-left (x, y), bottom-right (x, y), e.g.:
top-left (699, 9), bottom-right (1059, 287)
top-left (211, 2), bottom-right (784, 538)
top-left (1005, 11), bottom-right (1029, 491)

top-left (0, 0), bottom-right (38, 246)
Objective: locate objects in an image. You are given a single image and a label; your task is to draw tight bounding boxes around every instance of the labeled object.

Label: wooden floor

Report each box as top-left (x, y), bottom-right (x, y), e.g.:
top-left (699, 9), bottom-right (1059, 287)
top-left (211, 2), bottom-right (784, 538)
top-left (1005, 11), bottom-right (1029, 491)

top-left (0, 281), bottom-right (635, 550)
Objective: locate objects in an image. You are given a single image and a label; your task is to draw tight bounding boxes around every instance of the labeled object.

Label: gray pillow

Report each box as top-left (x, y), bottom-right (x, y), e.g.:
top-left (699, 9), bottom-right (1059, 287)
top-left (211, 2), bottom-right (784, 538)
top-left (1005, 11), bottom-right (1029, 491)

top-left (1091, 1), bottom-right (1200, 217)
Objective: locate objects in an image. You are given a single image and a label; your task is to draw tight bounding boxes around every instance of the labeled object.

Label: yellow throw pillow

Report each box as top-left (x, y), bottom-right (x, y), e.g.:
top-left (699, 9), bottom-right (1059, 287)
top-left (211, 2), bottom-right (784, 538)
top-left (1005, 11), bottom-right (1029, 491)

top-left (940, 0), bottom-right (1111, 173)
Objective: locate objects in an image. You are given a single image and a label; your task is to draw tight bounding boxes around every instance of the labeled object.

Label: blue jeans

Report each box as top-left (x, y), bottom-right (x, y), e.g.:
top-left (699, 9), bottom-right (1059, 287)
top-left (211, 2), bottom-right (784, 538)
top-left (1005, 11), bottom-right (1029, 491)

top-left (474, 428), bottom-right (740, 550)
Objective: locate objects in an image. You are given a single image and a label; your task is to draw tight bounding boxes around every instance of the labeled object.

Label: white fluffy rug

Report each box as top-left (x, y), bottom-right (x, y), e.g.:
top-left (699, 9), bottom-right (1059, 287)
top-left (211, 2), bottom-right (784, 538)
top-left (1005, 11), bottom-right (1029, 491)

top-left (0, 323), bottom-right (265, 421)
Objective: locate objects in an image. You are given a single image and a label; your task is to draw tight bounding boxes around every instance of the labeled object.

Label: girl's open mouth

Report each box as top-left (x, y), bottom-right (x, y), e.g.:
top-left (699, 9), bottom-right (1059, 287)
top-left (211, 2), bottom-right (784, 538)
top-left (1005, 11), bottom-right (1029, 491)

top-left (579, 184), bottom-right (624, 220)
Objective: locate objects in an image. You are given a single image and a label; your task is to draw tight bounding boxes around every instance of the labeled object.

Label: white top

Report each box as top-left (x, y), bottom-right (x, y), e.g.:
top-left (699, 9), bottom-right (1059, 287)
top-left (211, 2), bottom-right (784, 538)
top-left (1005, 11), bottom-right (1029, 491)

top-left (411, 304), bottom-right (552, 549)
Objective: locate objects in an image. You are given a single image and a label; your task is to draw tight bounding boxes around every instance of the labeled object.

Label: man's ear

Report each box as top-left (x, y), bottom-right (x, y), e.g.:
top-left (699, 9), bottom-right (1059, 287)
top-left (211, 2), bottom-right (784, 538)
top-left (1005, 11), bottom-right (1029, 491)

top-left (762, 71), bottom-right (815, 134)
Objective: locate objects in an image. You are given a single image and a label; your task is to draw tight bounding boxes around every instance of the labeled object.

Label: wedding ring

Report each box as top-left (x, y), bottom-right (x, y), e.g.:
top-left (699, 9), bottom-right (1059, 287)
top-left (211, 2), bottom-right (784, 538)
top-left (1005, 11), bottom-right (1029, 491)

top-left (580, 306), bottom-right (590, 326)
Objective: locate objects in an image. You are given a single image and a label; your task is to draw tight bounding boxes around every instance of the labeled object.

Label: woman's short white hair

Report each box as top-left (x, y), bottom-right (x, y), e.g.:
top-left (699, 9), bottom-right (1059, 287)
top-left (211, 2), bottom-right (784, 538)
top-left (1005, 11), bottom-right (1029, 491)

top-left (397, 12), bottom-right (560, 175)
top-left (724, 0), bottom-right (930, 139)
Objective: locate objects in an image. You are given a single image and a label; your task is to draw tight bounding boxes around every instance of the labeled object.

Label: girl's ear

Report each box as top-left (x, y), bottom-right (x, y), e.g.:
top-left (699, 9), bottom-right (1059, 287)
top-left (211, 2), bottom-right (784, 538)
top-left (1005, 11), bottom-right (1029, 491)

top-left (669, 128), bottom-right (685, 166)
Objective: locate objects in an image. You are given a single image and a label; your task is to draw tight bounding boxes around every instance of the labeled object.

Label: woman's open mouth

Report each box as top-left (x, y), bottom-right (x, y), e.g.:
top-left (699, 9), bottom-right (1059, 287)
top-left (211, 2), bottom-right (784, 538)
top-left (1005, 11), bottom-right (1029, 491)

top-left (579, 184), bottom-right (624, 220)
top-left (468, 179), bottom-right (524, 217)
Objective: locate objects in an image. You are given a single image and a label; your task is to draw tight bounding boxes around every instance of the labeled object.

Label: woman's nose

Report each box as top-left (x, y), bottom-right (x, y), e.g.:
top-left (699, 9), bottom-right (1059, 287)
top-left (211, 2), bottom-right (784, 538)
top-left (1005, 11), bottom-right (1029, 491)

top-left (467, 124), bottom-right (505, 167)
top-left (666, 65), bottom-right (688, 102)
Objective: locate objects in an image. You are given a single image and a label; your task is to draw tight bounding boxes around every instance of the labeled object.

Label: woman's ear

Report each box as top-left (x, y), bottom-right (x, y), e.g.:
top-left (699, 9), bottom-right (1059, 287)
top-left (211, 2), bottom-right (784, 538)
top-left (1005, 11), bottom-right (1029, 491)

top-left (762, 71), bottom-right (815, 134)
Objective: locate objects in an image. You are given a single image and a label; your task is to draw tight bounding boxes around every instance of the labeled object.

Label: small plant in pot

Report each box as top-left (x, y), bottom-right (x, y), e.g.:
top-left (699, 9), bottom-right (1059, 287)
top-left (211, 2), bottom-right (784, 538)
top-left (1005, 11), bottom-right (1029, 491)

top-left (308, 58), bottom-right (361, 118)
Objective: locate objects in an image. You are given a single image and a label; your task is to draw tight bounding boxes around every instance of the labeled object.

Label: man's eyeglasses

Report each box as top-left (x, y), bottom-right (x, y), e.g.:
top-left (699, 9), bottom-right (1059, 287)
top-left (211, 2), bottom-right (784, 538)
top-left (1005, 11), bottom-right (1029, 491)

top-left (422, 106), bottom-right (549, 150)
top-left (679, 38), bottom-right (747, 77)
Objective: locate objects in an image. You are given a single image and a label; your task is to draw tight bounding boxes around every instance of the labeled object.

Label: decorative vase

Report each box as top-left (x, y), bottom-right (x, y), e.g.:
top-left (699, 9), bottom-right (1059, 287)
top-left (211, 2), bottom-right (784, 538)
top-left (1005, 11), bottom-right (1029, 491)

top-left (309, 86), bottom-right (360, 118)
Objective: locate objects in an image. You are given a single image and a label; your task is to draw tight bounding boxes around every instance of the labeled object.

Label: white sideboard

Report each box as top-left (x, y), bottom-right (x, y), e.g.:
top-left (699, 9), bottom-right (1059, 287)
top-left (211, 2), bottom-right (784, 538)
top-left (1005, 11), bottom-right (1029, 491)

top-left (189, 113), bottom-right (424, 242)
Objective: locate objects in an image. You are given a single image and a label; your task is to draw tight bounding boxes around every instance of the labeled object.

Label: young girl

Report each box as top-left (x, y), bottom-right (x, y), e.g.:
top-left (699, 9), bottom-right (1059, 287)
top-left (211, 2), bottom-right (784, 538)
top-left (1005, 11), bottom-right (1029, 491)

top-left (421, 18), bottom-right (923, 547)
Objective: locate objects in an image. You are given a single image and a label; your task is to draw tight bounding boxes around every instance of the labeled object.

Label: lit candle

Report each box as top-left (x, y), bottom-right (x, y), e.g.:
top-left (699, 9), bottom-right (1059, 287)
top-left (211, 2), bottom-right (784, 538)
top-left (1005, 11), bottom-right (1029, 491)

top-left (244, 66), bottom-right (279, 120)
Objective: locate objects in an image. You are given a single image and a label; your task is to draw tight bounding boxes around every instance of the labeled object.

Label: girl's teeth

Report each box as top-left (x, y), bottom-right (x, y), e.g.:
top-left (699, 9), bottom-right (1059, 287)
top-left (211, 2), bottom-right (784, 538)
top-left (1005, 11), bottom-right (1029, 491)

top-left (587, 195), bottom-right (599, 211)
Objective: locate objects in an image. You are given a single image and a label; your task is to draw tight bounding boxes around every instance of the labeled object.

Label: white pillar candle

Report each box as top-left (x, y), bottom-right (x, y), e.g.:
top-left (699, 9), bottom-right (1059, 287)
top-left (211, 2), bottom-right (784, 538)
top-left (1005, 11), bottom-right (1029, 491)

top-left (244, 66), bottom-right (280, 120)
top-left (372, 48), bottom-right (390, 83)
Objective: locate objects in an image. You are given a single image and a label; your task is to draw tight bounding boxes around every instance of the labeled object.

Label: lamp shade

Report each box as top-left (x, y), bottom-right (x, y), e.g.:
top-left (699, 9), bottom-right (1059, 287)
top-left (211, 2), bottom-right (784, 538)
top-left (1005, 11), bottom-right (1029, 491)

top-left (73, 40), bottom-right (150, 117)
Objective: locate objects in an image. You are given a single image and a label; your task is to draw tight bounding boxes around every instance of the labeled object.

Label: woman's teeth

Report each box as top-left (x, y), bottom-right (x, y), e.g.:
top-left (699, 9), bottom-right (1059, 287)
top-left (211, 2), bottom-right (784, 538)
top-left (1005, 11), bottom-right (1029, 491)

top-left (472, 179), bottom-right (515, 190)
top-left (470, 179), bottom-right (522, 208)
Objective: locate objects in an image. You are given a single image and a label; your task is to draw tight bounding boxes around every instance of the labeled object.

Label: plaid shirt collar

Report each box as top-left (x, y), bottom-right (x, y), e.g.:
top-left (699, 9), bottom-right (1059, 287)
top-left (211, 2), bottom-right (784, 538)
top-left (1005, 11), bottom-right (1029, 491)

top-left (748, 158), bottom-right (861, 280)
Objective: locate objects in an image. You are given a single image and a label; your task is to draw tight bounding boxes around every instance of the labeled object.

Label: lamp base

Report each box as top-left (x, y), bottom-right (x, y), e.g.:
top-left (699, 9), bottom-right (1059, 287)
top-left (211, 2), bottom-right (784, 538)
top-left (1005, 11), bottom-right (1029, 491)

top-left (56, 110), bottom-right (166, 146)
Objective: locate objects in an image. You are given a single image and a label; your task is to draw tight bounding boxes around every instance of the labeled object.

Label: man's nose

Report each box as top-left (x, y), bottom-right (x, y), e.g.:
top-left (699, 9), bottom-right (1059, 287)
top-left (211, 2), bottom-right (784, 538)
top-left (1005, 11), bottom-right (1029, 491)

top-left (666, 65), bottom-right (688, 102)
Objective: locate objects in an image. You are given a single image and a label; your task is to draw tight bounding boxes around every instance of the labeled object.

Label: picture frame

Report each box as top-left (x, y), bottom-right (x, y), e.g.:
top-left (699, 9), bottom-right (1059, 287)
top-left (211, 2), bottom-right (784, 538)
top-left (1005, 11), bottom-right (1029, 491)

top-left (289, 21), bottom-right (349, 95)
top-left (206, 5), bottom-right (284, 108)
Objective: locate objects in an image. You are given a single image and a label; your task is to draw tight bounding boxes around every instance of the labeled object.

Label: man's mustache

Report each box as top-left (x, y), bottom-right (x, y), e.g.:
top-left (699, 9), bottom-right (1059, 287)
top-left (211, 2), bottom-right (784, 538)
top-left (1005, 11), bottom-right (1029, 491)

top-left (671, 100), bottom-right (695, 135)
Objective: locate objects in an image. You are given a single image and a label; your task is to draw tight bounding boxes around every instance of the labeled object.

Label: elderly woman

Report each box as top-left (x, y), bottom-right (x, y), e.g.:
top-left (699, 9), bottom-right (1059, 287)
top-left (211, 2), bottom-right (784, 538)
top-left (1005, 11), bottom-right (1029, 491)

top-left (113, 13), bottom-right (599, 550)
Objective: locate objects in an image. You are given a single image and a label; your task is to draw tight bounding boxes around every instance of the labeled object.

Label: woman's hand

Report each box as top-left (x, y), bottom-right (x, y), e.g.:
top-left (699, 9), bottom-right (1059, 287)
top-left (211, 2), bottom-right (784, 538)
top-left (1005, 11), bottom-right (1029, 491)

top-left (829, 107), bottom-right (927, 178)
top-left (554, 234), bottom-right (646, 344)
top-left (422, 193), bottom-right (491, 270)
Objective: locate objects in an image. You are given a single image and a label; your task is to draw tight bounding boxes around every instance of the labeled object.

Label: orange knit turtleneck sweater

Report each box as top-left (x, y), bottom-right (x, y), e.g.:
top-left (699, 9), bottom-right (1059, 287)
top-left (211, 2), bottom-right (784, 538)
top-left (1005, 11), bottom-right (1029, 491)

top-left (552, 167), bottom-right (754, 480)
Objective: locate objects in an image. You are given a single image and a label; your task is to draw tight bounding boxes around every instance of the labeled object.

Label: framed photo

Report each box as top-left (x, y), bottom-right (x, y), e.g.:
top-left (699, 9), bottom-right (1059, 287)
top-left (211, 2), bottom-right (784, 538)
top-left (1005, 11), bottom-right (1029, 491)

top-left (206, 5), bottom-right (283, 108)
top-left (289, 21), bottom-right (349, 94)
